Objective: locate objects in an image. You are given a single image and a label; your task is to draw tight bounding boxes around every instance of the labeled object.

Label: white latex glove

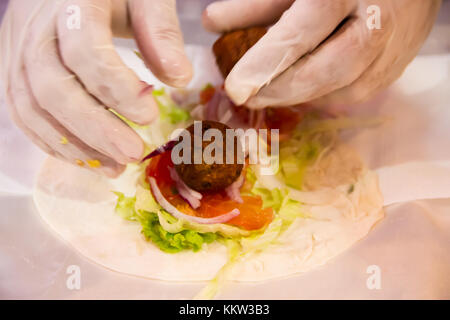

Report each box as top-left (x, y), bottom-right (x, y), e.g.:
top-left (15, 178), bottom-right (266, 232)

top-left (0, 0), bottom-right (192, 177)
top-left (203, 0), bottom-right (441, 108)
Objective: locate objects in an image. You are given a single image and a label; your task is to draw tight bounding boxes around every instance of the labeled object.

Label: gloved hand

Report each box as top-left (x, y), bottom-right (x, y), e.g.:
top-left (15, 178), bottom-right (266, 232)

top-left (203, 0), bottom-right (441, 108)
top-left (0, 0), bottom-right (192, 177)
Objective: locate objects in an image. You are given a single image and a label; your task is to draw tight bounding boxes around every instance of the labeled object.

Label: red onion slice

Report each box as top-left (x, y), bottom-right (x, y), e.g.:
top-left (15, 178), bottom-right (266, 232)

top-left (149, 178), bottom-right (240, 224)
top-left (190, 104), bottom-right (205, 120)
top-left (219, 109), bottom-right (233, 124)
top-left (203, 86), bottom-right (257, 130)
top-left (170, 89), bottom-right (199, 109)
top-left (141, 140), bottom-right (178, 163)
top-left (254, 109), bottom-right (266, 129)
top-left (168, 167), bottom-right (202, 209)
top-left (205, 89), bottom-right (221, 121)
top-left (225, 172), bottom-right (245, 204)
top-left (249, 110), bottom-right (256, 128)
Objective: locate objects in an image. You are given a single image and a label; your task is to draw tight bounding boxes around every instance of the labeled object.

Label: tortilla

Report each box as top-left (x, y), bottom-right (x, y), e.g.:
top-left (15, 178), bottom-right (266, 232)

top-left (33, 136), bottom-right (384, 282)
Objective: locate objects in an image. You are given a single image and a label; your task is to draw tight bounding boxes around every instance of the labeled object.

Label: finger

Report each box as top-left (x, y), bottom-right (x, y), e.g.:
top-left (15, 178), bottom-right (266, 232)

top-left (24, 11), bottom-right (144, 165)
top-left (129, 0), bottom-right (193, 88)
top-left (0, 5), bottom-right (55, 156)
top-left (311, 52), bottom-right (405, 107)
top-left (202, 0), bottom-right (294, 32)
top-left (57, 0), bottom-right (157, 125)
top-left (111, 0), bottom-right (133, 38)
top-left (245, 18), bottom-right (386, 108)
top-left (225, 0), bottom-right (357, 105)
top-left (314, 0), bottom-right (441, 106)
top-left (3, 1), bottom-right (125, 177)
top-left (5, 93), bottom-right (56, 157)
top-left (9, 68), bottom-right (125, 177)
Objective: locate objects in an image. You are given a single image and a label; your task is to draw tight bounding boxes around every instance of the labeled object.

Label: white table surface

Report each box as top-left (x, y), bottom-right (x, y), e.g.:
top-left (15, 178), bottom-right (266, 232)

top-left (0, 0), bottom-right (449, 300)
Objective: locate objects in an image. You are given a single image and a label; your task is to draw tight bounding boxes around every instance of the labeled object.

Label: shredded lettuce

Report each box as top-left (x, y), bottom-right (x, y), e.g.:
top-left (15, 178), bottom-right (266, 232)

top-left (194, 239), bottom-right (241, 300)
top-left (201, 82), bottom-right (214, 91)
top-left (113, 192), bottom-right (137, 221)
top-left (157, 210), bottom-right (185, 233)
top-left (112, 103), bottom-right (383, 299)
top-left (134, 49), bottom-right (190, 125)
top-left (113, 190), bottom-right (217, 253)
top-left (240, 218), bottom-right (283, 253)
top-left (278, 198), bottom-right (305, 224)
top-left (245, 166), bottom-right (257, 185)
top-left (195, 197), bottom-right (305, 299)
top-left (140, 213), bottom-right (217, 253)
top-left (238, 166), bottom-right (306, 252)
top-left (110, 109), bottom-right (148, 130)
top-left (279, 139), bottom-right (321, 189)
top-left (277, 115), bottom-right (383, 191)
top-left (114, 183), bottom-right (253, 254)
top-left (114, 158), bottom-right (307, 299)
top-left (242, 186), bottom-right (305, 252)
top-left (134, 185), bottom-right (252, 237)
top-left (134, 184), bottom-right (159, 213)
top-left (251, 186), bottom-right (287, 211)
top-left (152, 88), bottom-right (190, 124)
top-left (296, 115), bottom-right (384, 136)
top-left (134, 50), bottom-right (144, 60)
top-left (193, 166), bottom-right (307, 299)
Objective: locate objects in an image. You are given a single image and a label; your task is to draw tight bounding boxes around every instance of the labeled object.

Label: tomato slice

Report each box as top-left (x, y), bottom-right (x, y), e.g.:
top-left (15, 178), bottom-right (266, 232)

top-left (200, 85), bottom-right (216, 105)
top-left (196, 194), bottom-right (273, 231)
top-left (265, 107), bottom-right (306, 141)
top-left (200, 85), bottom-right (305, 141)
top-left (146, 151), bottom-right (273, 230)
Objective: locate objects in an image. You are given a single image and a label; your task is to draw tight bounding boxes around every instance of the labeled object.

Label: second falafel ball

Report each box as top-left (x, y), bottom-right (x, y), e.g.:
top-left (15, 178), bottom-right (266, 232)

top-left (213, 27), bottom-right (268, 79)
top-left (173, 121), bottom-right (244, 192)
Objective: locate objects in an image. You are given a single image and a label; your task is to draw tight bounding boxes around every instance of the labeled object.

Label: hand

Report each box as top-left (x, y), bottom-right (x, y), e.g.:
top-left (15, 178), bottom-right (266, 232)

top-left (0, 0), bottom-right (192, 177)
top-left (203, 0), bottom-right (441, 108)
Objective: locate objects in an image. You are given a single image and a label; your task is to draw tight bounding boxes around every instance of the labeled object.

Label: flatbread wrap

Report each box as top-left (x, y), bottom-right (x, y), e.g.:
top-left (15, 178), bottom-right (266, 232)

top-left (33, 30), bottom-right (384, 299)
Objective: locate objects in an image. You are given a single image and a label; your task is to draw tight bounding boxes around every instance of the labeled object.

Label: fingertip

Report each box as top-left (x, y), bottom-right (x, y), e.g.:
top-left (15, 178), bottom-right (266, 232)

top-left (131, 93), bottom-right (160, 126)
top-left (144, 48), bottom-right (193, 88)
top-left (100, 163), bottom-right (126, 178)
top-left (224, 74), bottom-right (251, 106)
top-left (202, 4), bottom-right (223, 33)
top-left (126, 137), bottom-right (145, 163)
top-left (244, 96), bottom-right (266, 110)
top-left (161, 54), bottom-right (194, 88)
top-left (112, 129), bottom-right (145, 164)
top-left (131, 0), bottom-right (194, 89)
top-left (111, 85), bottom-right (159, 126)
top-left (129, 135), bottom-right (145, 162)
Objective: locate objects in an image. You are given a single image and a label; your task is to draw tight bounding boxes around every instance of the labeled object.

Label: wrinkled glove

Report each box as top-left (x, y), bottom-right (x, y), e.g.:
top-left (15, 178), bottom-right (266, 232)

top-left (0, 0), bottom-right (192, 177)
top-left (203, 0), bottom-right (441, 108)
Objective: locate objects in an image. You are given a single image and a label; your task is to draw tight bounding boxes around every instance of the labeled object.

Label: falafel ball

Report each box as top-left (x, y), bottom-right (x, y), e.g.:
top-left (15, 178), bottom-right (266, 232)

top-left (213, 27), bottom-right (267, 79)
top-left (174, 121), bottom-right (243, 192)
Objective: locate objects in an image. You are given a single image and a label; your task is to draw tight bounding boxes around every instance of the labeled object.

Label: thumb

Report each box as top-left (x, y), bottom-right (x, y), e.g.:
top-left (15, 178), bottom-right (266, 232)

top-left (128, 0), bottom-right (193, 88)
